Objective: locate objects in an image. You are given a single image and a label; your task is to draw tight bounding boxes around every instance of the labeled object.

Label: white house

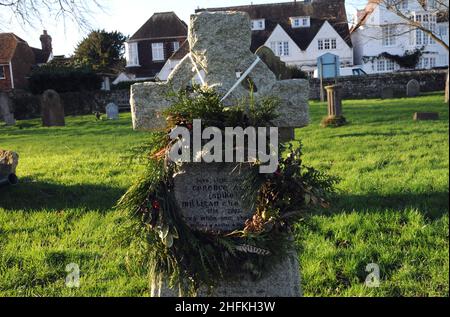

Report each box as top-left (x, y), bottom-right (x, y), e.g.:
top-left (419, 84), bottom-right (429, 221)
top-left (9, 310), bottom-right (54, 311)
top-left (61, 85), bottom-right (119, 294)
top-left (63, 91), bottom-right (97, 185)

top-left (351, 0), bottom-right (449, 74)
top-left (158, 0), bottom-right (354, 80)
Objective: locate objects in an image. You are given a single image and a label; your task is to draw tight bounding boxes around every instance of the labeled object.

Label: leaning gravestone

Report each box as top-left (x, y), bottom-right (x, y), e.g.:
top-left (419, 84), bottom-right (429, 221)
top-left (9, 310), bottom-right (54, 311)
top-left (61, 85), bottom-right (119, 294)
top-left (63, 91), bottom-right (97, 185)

top-left (41, 90), bottom-right (65, 127)
top-left (106, 103), bottom-right (119, 120)
top-left (406, 79), bottom-right (420, 97)
top-left (131, 11), bottom-right (309, 297)
top-left (0, 92), bottom-right (16, 126)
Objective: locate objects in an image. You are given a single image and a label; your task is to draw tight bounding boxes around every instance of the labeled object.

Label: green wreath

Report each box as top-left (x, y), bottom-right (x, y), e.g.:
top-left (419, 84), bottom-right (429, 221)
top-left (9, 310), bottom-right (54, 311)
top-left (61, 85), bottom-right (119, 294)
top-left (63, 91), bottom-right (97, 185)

top-left (118, 86), bottom-right (337, 296)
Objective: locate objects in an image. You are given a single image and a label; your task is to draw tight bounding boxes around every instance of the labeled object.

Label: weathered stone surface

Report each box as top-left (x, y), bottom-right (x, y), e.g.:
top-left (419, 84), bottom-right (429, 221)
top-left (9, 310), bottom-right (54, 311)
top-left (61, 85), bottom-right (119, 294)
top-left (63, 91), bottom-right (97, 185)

top-left (173, 163), bottom-right (255, 233)
top-left (0, 150), bottom-right (19, 177)
top-left (152, 253), bottom-right (302, 297)
top-left (325, 84), bottom-right (343, 117)
top-left (130, 82), bottom-right (175, 130)
top-left (0, 92), bottom-right (15, 126)
top-left (407, 79), bottom-right (420, 97)
top-left (41, 90), bottom-right (65, 127)
top-left (131, 11), bottom-right (308, 131)
top-left (106, 103), bottom-right (119, 120)
top-left (262, 79), bottom-right (309, 128)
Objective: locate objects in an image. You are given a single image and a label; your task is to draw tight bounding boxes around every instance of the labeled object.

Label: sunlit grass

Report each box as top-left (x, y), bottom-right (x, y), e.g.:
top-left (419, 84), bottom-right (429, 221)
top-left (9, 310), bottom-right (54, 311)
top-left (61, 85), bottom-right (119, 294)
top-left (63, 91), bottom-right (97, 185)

top-left (0, 92), bottom-right (448, 297)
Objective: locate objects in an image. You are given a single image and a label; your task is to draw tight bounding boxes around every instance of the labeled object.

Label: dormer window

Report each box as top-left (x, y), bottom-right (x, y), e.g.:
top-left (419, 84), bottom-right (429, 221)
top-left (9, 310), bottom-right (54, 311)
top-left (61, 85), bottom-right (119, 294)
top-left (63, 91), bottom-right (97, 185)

top-left (251, 19), bottom-right (265, 31)
top-left (290, 16), bottom-right (310, 28)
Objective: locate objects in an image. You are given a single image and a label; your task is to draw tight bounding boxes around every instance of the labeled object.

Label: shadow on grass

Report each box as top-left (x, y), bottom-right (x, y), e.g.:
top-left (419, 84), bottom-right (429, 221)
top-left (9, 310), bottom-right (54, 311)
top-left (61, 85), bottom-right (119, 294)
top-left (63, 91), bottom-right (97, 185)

top-left (328, 191), bottom-right (449, 219)
top-left (0, 178), bottom-right (125, 212)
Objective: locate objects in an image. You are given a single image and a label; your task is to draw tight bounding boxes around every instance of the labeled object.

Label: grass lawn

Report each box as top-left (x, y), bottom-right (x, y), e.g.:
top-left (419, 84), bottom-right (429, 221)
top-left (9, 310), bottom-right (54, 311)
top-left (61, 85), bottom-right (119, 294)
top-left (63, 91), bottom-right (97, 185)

top-left (0, 93), bottom-right (448, 297)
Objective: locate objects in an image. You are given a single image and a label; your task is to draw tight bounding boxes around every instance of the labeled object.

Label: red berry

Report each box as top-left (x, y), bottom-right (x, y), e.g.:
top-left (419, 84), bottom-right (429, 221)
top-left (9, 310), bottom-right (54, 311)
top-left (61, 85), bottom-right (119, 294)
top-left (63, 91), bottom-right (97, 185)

top-left (152, 200), bottom-right (160, 210)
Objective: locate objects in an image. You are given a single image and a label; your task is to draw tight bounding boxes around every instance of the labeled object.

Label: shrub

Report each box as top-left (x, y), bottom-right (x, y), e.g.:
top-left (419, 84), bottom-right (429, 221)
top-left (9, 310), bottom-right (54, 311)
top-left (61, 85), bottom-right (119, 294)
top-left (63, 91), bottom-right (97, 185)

top-left (29, 65), bottom-right (102, 94)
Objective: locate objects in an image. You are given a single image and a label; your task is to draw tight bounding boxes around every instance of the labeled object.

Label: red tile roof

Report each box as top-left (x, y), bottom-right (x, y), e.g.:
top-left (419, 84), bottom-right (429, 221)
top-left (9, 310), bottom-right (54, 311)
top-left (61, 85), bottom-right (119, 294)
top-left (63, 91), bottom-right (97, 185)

top-left (0, 33), bottom-right (27, 64)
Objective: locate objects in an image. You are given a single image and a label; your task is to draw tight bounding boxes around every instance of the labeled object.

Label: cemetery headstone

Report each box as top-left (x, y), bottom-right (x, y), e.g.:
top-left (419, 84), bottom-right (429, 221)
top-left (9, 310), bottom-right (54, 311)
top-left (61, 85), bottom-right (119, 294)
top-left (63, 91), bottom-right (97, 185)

top-left (0, 92), bottom-right (16, 126)
top-left (380, 87), bottom-right (394, 99)
top-left (325, 84), bottom-right (343, 117)
top-left (106, 103), bottom-right (119, 120)
top-left (41, 90), bottom-right (65, 127)
top-left (406, 79), bottom-right (420, 97)
top-left (131, 11), bottom-right (309, 297)
top-left (413, 112), bottom-right (439, 121)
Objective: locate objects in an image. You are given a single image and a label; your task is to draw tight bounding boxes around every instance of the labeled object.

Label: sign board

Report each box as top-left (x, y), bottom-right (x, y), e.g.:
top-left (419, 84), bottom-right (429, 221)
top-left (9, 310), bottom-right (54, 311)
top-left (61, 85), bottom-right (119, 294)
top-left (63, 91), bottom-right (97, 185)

top-left (317, 53), bottom-right (340, 79)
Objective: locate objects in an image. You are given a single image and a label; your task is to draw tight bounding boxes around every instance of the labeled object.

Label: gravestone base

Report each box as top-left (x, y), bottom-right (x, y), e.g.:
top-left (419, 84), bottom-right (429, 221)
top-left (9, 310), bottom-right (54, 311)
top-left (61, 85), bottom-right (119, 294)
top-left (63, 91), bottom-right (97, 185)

top-left (413, 112), bottom-right (439, 121)
top-left (151, 252), bottom-right (301, 297)
top-left (160, 162), bottom-right (302, 297)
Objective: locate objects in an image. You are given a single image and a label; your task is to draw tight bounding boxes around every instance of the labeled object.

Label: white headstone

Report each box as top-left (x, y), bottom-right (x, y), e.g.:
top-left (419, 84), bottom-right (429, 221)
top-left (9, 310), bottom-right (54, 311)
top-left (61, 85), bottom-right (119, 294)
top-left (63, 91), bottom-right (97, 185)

top-left (106, 103), bottom-right (119, 120)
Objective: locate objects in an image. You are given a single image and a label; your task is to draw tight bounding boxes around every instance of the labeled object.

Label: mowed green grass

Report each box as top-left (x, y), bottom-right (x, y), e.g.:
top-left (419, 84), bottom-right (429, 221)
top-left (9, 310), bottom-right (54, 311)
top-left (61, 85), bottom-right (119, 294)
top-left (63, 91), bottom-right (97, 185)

top-left (0, 93), bottom-right (448, 297)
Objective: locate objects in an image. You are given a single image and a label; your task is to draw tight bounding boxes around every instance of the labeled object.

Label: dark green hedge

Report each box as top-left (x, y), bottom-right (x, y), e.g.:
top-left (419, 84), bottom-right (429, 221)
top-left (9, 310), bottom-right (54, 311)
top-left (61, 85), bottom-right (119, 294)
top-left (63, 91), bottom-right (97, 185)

top-left (29, 65), bottom-right (102, 94)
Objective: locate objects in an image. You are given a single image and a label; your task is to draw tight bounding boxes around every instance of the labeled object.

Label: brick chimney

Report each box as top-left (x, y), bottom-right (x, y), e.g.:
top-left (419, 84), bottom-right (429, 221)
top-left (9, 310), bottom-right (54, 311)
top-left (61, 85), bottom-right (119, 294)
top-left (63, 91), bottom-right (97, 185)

top-left (39, 30), bottom-right (52, 54)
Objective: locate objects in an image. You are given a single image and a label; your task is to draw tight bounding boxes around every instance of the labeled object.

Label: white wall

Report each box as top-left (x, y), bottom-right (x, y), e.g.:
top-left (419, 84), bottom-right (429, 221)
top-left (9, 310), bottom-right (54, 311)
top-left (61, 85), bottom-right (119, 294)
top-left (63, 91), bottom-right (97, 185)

top-left (264, 21), bottom-right (353, 73)
top-left (351, 1), bottom-right (449, 74)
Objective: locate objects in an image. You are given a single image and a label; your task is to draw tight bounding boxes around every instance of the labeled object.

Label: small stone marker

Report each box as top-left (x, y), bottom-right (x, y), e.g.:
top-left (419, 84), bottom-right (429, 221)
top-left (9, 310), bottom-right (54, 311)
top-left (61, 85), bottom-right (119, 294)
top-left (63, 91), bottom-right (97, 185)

top-left (41, 89), bottom-right (65, 127)
top-left (106, 103), bottom-right (119, 120)
top-left (407, 79), bottom-right (420, 97)
top-left (413, 112), bottom-right (439, 121)
top-left (0, 149), bottom-right (19, 177)
top-left (133, 12), bottom-right (308, 297)
top-left (325, 84), bottom-right (343, 117)
top-left (0, 92), bottom-right (16, 126)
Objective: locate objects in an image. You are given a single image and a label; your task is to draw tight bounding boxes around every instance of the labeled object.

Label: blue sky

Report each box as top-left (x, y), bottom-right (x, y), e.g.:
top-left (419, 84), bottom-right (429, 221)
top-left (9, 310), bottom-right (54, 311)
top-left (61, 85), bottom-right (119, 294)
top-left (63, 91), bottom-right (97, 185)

top-left (3, 0), bottom-right (367, 56)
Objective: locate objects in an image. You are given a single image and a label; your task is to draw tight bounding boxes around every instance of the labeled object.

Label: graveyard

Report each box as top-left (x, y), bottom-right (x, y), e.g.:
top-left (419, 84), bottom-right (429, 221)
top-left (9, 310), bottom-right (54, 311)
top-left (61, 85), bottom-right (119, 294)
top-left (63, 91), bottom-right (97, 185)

top-left (0, 92), bottom-right (448, 297)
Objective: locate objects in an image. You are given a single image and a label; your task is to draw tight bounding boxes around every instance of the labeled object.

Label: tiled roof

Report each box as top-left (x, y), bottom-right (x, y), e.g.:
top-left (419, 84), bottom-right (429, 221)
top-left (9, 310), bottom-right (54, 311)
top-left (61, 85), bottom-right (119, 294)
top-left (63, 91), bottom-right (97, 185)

top-left (197, 0), bottom-right (352, 50)
top-left (0, 33), bottom-right (26, 64)
top-left (129, 12), bottom-right (187, 41)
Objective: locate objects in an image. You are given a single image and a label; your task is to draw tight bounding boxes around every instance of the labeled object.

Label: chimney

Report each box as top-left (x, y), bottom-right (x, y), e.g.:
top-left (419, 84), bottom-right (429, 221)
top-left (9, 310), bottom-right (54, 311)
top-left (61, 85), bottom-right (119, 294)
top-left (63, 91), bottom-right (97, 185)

top-left (40, 30), bottom-right (52, 54)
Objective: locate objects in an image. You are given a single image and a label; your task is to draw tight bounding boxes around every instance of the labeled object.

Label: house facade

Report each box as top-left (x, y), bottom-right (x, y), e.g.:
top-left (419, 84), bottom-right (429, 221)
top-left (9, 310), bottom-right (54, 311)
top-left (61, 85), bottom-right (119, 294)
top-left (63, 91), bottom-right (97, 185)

top-left (124, 12), bottom-right (188, 81)
top-left (0, 31), bottom-right (52, 91)
top-left (158, 0), bottom-right (353, 80)
top-left (351, 0), bottom-right (449, 74)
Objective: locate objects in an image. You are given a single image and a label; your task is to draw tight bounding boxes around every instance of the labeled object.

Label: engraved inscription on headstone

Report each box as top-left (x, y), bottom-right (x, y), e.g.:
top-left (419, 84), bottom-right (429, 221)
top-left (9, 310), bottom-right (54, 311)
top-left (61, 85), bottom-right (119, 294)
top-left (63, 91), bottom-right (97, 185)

top-left (174, 163), bottom-right (254, 232)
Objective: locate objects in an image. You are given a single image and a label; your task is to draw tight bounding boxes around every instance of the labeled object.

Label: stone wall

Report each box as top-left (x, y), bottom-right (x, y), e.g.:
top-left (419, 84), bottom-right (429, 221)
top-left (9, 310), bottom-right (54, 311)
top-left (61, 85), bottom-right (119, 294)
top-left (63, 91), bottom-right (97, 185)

top-left (9, 89), bottom-right (130, 120)
top-left (309, 69), bottom-right (447, 100)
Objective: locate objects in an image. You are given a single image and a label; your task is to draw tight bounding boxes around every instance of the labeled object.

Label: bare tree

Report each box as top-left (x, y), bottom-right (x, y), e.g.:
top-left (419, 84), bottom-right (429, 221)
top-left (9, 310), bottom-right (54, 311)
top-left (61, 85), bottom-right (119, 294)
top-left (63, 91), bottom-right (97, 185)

top-left (0, 0), bottom-right (103, 31)
top-left (377, 0), bottom-right (449, 101)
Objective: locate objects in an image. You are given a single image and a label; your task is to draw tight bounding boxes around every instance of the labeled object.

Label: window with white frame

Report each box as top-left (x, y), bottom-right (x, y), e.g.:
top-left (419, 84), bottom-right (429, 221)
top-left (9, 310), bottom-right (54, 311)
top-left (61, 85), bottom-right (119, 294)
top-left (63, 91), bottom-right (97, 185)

top-left (415, 13), bottom-right (437, 45)
top-left (291, 16), bottom-right (310, 28)
top-left (0, 66), bottom-right (5, 79)
top-left (172, 41), bottom-right (180, 52)
top-left (386, 60), bottom-right (395, 71)
top-left (251, 19), bottom-right (265, 31)
top-left (418, 56), bottom-right (436, 69)
top-left (318, 38), bottom-right (337, 50)
top-left (270, 41), bottom-right (289, 56)
top-left (126, 42), bottom-right (139, 66)
top-left (439, 25), bottom-right (448, 36)
top-left (377, 60), bottom-right (386, 72)
top-left (382, 25), bottom-right (397, 46)
top-left (401, 0), bottom-right (408, 9)
top-left (152, 42), bottom-right (165, 61)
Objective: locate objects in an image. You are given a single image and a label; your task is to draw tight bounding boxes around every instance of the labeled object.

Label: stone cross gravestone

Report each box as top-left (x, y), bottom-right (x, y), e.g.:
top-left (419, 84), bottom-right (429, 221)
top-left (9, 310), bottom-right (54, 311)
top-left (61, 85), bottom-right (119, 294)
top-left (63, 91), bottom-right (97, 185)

top-left (41, 90), bottom-right (65, 127)
top-left (132, 11), bottom-right (309, 297)
top-left (406, 79), bottom-right (420, 97)
top-left (106, 103), bottom-right (119, 120)
top-left (0, 92), bottom-right (16, 126)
